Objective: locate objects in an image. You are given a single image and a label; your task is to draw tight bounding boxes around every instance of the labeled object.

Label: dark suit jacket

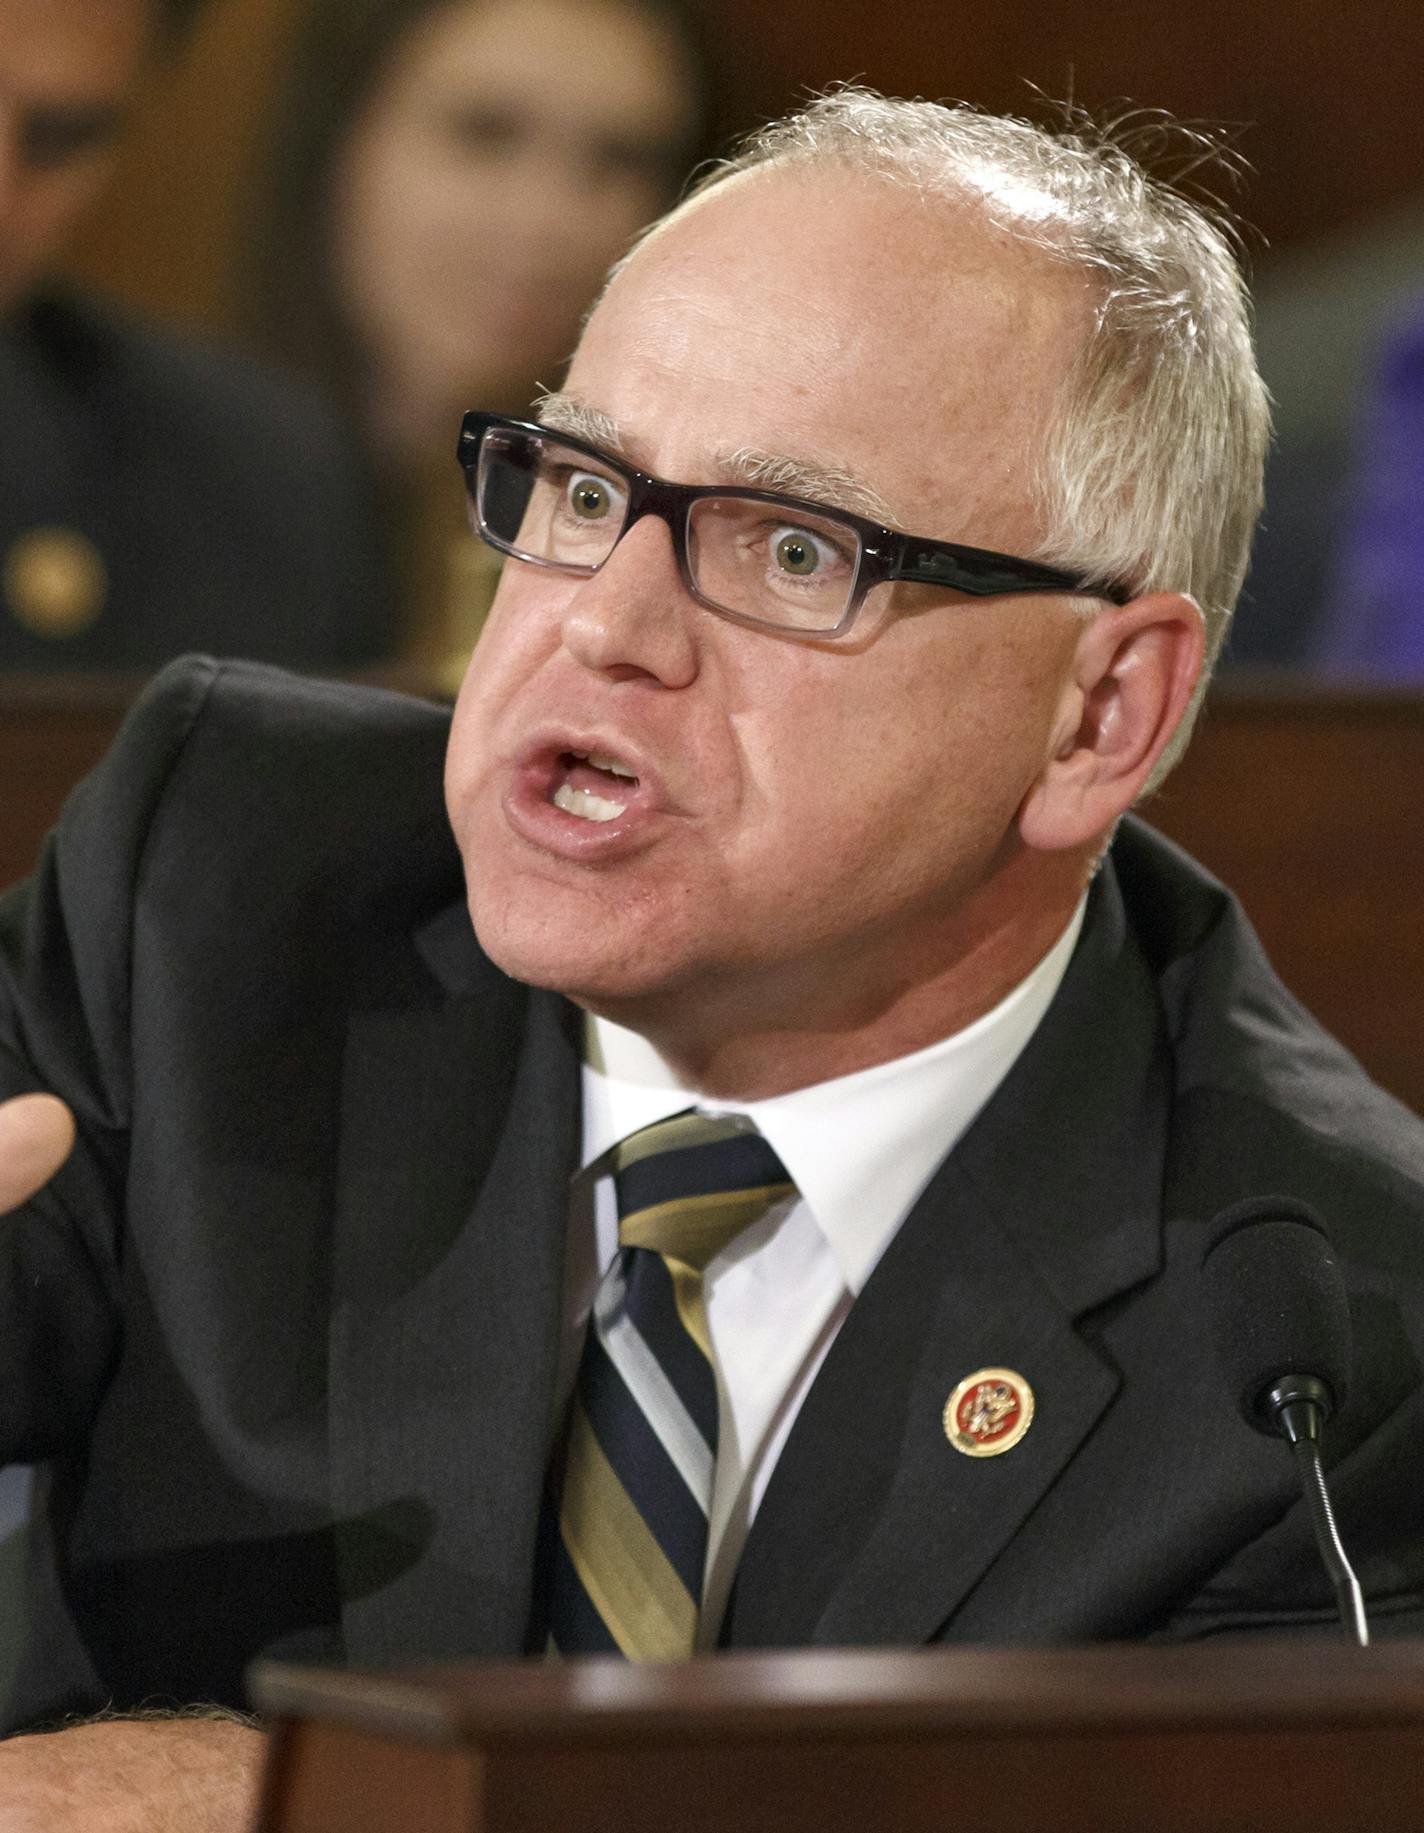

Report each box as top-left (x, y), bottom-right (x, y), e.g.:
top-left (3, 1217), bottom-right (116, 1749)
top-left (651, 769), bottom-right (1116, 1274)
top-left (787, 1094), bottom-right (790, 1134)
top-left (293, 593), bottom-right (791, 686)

top-left (0, 292), bottom-right (392, 672)
top-left (1, 657), bottom-right (1423, 1729)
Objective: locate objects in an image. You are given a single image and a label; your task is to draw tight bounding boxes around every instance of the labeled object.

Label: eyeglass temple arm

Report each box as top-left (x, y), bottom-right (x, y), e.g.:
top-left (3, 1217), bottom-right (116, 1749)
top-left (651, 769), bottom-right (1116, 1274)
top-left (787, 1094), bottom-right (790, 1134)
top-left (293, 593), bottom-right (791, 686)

top-left (893, 542), bottom-right (1128, 603)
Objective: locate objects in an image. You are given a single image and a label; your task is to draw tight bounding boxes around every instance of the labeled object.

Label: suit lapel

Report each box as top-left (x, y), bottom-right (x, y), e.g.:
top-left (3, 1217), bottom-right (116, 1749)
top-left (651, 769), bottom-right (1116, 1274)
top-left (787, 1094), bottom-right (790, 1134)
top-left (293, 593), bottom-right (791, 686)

top-left (329, 900), bottom-right (581, 1667)
top-left (725, 861), bottom-right (1172, 1648)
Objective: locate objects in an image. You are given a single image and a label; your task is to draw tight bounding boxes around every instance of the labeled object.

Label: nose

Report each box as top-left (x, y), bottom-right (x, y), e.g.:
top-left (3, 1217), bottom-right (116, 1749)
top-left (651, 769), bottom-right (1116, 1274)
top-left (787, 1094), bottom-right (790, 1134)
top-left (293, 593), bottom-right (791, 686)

top-left (560, 512), bottom-right (700, 689)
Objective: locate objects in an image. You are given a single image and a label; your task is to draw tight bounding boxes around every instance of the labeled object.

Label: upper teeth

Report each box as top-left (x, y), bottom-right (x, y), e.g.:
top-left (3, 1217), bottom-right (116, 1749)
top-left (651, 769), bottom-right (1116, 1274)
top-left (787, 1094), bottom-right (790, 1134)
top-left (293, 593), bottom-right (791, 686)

top-left (577, 750), bottom-right (636, 780)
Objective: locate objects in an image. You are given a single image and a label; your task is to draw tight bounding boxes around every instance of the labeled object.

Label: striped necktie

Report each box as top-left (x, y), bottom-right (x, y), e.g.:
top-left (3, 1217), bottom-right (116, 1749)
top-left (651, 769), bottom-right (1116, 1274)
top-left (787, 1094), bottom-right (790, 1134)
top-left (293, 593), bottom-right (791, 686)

top-left (546, 1111), bottom-right (795, 1659)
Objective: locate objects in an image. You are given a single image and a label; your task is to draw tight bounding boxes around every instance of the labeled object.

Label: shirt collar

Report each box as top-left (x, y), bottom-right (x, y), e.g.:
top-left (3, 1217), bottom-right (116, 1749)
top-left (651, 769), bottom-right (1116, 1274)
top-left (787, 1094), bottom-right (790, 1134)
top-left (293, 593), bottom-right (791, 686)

top-left (580, 897), bottom-right (1086, 1294)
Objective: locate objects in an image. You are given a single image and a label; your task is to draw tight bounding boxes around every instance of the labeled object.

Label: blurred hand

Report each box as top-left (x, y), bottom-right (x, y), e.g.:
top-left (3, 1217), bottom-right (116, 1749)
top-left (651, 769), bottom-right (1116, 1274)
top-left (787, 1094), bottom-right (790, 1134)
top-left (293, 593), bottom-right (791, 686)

top-left (0, 1719), bottom-right (264, 1832)
top-left (0, 1093), bottom-right (76, 1215)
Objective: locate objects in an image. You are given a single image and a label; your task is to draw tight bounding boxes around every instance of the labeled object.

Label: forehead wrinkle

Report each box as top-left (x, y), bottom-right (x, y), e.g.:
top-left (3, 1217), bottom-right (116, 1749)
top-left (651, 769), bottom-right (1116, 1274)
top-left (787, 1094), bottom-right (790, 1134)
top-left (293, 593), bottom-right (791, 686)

top-left (535, 391), bottom-right (901, 526)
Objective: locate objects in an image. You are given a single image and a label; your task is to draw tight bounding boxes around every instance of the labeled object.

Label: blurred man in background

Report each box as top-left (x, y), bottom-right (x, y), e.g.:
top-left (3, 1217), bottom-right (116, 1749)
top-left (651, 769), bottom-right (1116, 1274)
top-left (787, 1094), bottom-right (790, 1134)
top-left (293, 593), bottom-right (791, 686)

top-left (0, 0), bottom-right (391, 672)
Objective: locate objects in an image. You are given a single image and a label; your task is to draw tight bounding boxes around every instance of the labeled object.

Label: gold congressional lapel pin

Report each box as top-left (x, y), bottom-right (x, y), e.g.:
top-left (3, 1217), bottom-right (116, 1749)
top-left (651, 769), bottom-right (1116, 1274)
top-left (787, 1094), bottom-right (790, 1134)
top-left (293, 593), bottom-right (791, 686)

top-left (944, 1367), bottom-right (1035, 1457)
top-left (4, 527), bottom-right (107, 639)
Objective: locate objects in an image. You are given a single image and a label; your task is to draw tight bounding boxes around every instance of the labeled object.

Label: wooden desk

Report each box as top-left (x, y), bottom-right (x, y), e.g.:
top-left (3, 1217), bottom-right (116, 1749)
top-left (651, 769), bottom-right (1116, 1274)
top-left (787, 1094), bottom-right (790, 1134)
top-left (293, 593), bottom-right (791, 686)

top-left (3, 673), bottom-right (1421, 1109)
top-left (250, 1638), bottom-right (1424, 1833)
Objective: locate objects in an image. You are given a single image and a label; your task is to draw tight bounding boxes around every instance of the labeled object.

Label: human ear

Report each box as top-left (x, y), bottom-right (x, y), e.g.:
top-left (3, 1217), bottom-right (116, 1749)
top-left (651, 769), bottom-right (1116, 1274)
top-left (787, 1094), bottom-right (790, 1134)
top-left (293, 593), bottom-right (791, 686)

top-left (1019, 592), bottom-right (1205, 852)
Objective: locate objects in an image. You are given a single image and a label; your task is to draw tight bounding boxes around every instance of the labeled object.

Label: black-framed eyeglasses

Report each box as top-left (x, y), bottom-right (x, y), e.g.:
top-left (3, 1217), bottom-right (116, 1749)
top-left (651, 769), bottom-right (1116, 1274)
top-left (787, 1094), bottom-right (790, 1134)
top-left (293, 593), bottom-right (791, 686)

top-left (457, 410), bottom-right (1127, 639)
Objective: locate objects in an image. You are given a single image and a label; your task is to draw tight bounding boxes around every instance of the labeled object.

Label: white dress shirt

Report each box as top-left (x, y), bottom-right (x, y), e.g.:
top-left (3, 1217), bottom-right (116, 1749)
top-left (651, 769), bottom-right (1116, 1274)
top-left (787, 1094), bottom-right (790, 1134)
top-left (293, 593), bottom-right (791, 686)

top-left (567, 899), bottom-right (1085, 1646)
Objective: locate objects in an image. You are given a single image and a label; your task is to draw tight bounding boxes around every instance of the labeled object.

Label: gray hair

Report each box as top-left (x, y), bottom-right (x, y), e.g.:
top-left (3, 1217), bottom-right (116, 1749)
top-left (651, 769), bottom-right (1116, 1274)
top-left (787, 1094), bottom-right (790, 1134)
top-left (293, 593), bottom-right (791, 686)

top-left (652, 89), bottom-right (1271, 781)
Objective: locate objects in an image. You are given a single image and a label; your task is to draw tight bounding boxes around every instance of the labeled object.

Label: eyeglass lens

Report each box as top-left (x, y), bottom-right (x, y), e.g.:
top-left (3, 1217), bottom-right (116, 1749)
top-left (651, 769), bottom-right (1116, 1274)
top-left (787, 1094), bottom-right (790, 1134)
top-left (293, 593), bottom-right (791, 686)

top-left (474, 426), bottom-right (863, 632)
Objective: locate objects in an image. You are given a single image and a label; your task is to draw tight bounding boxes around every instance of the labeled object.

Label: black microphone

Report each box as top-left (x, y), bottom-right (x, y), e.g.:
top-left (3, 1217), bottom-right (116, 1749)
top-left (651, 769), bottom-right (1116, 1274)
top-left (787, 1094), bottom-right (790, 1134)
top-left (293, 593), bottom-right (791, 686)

top-left (1201, 1196), bottom-right (1368, 1646)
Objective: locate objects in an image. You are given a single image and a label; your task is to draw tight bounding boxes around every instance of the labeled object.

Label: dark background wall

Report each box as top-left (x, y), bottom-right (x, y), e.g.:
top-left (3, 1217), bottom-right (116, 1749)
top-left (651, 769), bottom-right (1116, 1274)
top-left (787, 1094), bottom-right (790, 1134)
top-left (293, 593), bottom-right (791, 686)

top-left (59, 0), bottom-right (1424, 340)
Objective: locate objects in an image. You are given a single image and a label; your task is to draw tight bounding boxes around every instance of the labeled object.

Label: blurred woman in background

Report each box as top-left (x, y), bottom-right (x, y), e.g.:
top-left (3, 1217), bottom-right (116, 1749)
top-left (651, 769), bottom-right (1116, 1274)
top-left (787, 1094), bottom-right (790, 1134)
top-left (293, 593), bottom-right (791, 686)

top-left (246, 0), bottom-right (718, 670)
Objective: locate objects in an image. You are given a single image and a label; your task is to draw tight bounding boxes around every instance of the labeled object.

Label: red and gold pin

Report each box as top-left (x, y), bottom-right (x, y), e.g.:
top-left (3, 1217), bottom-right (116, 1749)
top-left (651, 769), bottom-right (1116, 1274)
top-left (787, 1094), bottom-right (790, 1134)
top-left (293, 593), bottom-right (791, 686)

top-left (944, 1368), bottom-right (1034, 1457)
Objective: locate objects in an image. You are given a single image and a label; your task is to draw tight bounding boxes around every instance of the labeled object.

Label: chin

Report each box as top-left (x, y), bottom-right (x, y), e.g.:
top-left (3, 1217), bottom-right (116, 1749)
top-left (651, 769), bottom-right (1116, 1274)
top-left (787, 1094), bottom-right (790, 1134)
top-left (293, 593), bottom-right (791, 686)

top-left (465, 884), bottom-right (671, 1009)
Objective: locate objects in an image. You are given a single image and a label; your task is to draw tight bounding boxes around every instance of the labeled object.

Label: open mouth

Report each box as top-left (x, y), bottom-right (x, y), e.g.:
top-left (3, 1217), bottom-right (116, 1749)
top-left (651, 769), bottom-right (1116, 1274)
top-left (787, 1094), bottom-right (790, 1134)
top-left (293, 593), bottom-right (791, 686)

top-left (549, 749), bottom-right (640, 823)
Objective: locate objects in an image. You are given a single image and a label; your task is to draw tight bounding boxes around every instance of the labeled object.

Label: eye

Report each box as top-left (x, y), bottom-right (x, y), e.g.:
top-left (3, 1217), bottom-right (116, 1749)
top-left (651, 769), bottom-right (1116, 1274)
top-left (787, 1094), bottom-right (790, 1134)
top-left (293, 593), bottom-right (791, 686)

top-left (771, 524), bottom-right (846, 578)
top-left (567, 472), bottom-right (615, 520)
top-left (441, 105), bottom-right (524, 158)
top-left (21, 105), bottom-right (122, 172)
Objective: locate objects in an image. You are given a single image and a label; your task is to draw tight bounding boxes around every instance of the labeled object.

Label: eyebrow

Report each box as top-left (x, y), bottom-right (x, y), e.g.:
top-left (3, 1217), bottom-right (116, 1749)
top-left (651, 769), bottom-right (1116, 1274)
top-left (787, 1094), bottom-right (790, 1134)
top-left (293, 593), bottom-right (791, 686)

top-left (535, 392), bottom-right (622, 451)
top-left (535, 391), bottom-right (900, 527)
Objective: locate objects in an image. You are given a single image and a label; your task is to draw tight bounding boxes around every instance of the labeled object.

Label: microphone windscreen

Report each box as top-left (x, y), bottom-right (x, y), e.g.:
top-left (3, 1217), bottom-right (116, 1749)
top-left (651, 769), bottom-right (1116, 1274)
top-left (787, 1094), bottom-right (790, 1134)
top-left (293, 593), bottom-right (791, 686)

top-left (1200, 1196), bottom-right (1352, 1432)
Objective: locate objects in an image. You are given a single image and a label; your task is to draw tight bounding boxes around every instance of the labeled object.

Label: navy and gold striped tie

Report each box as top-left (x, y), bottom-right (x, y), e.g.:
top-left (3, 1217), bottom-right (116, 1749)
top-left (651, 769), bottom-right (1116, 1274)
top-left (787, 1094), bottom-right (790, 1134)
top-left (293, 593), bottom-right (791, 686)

top-left (547, 1111), bottom-right (794, 1659)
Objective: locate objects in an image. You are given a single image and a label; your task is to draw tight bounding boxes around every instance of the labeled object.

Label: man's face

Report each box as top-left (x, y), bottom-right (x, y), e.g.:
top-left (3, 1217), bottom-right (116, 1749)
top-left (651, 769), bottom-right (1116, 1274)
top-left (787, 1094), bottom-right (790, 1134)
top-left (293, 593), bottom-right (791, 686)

top-left (0, 0), bottom-right (155, 314)
top-left (445, 168), bottom-right (1096, 1049)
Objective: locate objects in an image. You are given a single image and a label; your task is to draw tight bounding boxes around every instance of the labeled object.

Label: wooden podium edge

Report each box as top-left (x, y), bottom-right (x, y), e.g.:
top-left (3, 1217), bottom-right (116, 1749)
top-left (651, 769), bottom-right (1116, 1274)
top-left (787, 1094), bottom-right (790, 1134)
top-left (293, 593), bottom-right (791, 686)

top-left (248, 1641), bottom-right (1424, 1833)
top-left (249, 1636), bottom-right (1424, 1747)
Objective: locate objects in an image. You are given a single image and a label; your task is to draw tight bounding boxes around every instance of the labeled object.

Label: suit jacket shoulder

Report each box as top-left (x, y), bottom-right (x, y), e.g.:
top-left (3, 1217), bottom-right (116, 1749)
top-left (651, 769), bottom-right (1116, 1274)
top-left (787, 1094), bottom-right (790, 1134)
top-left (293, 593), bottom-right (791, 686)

top-left (0, 656), bottom-right (468, 1399)
top-left (0, 661), bottom-right (572, 1725)
top-left (1110, 815), bottom-right (1424, 1228)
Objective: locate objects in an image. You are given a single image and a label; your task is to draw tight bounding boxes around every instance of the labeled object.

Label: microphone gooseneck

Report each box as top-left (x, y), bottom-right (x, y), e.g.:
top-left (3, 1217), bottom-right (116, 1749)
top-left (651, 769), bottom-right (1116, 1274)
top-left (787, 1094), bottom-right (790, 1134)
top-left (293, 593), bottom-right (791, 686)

top-left (1201, 1197), bottom-right (1368, 1647)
